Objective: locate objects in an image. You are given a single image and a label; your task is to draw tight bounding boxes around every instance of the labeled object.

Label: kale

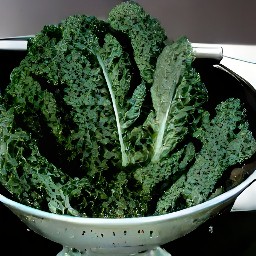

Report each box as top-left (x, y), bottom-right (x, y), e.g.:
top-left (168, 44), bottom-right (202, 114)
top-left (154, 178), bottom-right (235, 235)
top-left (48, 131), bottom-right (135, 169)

top-left (1, 3), bottom-right (167, 217)
top-left (145, 37), bottom-right (208, 162)
top-left (0, 102), bottom-right (81, 215)
top-left (107, 1), bottom-right (167, 84)
top-left (155, 98), bottom-right (256, 215)
top-left (0, 1), bottom-right (256, 218)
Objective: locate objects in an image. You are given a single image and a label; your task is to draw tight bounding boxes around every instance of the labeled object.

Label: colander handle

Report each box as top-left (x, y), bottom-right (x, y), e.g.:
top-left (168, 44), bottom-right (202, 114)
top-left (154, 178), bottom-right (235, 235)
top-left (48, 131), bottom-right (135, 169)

top-left (0, 37), bottom-right (224, 63)
top-left (192, 44), bottom-right (223, 61)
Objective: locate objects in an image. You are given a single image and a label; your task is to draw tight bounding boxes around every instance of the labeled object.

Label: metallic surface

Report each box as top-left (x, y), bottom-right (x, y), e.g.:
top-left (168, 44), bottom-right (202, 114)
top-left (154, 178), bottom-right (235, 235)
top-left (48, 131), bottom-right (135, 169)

top-left (0, 39), bottom-right (255, 255)
top-left (1, 165), bottom-right (256, 255)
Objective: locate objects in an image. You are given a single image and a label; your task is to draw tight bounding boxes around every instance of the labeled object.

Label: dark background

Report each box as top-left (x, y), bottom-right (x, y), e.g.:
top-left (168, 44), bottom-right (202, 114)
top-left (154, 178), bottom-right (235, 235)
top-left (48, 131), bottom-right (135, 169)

top-left (136, 0), bottom-right (256, 44)
top-left (0, 0), bottom-right (255, 44)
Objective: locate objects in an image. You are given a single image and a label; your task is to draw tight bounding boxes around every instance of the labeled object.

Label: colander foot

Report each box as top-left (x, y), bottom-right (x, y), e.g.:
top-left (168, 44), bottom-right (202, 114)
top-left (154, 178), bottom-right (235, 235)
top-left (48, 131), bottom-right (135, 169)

top-left (56, 246), bottom-right (171, 256)
top-left (138, 247), bottom-right (171, 256)
top-left (57, 247), bottom-right (87, 256)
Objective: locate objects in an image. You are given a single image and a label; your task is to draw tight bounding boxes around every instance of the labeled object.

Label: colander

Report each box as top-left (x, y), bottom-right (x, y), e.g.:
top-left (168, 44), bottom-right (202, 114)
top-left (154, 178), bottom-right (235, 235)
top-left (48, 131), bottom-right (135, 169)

top-left (1, 43), bottom-right (256, 256)
top-left (1, 170), bottom-right (256, 256)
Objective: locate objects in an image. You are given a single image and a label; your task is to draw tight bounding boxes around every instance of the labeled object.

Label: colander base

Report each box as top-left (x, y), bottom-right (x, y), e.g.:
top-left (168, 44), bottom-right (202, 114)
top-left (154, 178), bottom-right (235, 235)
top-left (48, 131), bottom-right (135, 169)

top-left (57, 246), bottom-right (172, 256)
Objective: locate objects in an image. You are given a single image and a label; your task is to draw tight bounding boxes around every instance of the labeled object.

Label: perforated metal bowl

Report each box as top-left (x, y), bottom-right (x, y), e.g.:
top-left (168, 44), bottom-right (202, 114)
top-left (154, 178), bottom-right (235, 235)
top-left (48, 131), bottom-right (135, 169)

top-left (1, 169), bottom-right (256, 256)
top-left (1, 48), bottom-right (256, 256)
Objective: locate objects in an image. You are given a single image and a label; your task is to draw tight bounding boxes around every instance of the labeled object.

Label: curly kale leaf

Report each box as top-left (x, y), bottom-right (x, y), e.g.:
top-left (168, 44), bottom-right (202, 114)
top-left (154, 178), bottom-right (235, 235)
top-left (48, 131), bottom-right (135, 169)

top-left (146, 37), bottom-right (208, 163)
top-left (132, 142), bottom-right (195, 215)
top-left (97, 171), bottom-right (148, 218)
top-left (3, 14), bottom-right (152, 218)
top-left (90, 33), bottom-right (147, 166)
top-left (155, 98), bottom-right (256, 215)
top-left (0, 103), bottom-right (82, 215)
top-left (5, 14), bottom-right (147, 175)
top-left (134, 142), bottom-right (195, 194)
top-left (107, 0), bottom-right (167, 84)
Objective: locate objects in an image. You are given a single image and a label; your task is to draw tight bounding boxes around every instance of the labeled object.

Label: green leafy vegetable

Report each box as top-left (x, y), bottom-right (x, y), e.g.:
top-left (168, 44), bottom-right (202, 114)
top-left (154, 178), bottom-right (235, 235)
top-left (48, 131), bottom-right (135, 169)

top-left (108, 1), bottom-right (167, 84)
top-left (155, 98), bottom-right (256, 215)
top-left (0, 1), bottom-right (256, 218)
top-left (0, 102), bottom-right (80, 215)
top-left (146, 37), bottom-right (208, 162)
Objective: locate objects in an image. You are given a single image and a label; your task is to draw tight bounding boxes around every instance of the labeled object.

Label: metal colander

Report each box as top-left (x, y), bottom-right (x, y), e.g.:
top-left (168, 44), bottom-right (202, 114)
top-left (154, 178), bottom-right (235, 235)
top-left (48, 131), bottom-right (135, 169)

top-left (1, 44), bottom-right (256, 256)
top-left (1, 170), bottom-right (256, 256)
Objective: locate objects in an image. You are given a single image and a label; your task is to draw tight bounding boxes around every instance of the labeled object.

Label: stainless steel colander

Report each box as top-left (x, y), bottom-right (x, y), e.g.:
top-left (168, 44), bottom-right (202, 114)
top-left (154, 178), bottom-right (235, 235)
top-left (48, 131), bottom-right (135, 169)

top-left (1, 41), bottom-right (256, 256)
top-left (1, 170), bottom-right (256, 256)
